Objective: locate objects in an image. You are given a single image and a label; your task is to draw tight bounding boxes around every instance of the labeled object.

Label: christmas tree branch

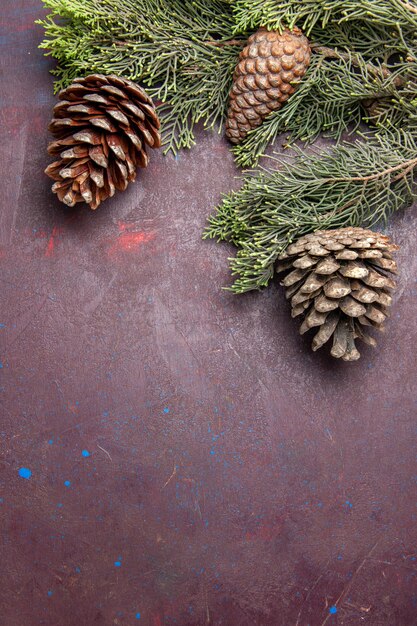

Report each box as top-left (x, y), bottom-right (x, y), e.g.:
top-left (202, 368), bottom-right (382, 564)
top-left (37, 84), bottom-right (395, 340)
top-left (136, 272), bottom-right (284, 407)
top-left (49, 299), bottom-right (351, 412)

top-left (310, 45), bottom-right (403, 85)
top-left (232, 51), bottom-right (417, 167)
top-left (203, 39), bottom-right (404, 85)
top-left (231, 0), bottom-right (417, 39)
top-left (37, 0), bottom-right (241, 154)
top-left (205, 130), bottom-right (417, 293)
top-left (37, 0), bottom-right (417, 158)
top-left (316, 156), bottom-right (417, 184)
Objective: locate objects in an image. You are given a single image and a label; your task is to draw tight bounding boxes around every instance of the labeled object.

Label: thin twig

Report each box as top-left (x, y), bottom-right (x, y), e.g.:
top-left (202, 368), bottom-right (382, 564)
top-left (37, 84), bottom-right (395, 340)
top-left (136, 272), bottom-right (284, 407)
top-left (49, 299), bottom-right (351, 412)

top-left (397, 0), bottom-right (417, 14)
top-left (392, 161), bottom-right (417, 182)
top-left (321, 156), bottom-right (417, 185)
top-left (311, 44), bottom-right (404, 86)
top-left (206, 39), bottom-right (246, 47)
top-left (97, 444), bottom-right (113, 461)
top-left (162, 463), bottom-right (177, 489)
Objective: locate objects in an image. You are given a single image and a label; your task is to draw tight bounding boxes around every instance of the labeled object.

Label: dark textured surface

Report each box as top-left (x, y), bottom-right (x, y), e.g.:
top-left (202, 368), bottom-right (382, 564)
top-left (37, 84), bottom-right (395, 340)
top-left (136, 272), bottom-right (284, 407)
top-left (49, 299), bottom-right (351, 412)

top-left (1, 3), bottom-right (417, 626)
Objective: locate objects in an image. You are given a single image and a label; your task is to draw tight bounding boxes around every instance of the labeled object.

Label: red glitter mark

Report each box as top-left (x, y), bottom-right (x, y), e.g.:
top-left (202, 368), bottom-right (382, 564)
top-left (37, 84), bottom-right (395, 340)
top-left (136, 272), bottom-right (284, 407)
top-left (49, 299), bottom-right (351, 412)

top-left (45, 227), bottom-right (61, 257)
top-left (119, 232), bottom-right (154, 249)
top-left (107, 229), bottom-right (155, 256)
top-left (152, 615), bottom-right (163, 626)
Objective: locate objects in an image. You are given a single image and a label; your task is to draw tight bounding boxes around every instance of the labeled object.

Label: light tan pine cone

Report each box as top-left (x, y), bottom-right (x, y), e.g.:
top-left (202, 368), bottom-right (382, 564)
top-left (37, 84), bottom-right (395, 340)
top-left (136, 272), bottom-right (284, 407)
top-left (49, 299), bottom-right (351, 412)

top-left (277, 227), bottom-right (398, 361)
top-left (45, 74), bottom-right (161, 210)
top-left (225, 27), bottom-right (311, 145)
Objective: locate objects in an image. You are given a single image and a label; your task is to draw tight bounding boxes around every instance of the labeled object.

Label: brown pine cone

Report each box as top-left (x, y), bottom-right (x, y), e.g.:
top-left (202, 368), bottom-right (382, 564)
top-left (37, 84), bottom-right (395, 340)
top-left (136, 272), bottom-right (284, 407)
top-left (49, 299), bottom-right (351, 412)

top-left (225, 27), bottom-right (311, 145)
top-left (45, 74), bottom-right (161, 210)
top-left (277, 227), bottom-right (398, 361)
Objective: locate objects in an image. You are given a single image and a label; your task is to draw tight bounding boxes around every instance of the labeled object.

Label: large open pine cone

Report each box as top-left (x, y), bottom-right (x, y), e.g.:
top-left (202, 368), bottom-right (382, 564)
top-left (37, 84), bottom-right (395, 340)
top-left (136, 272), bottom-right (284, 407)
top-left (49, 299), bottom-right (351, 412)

top-left (45, 74), bottom-right (161, 209)
top-left (225, 27), bottom-right (311, 145)
top-left (277, 227), bottom-right (398, 361)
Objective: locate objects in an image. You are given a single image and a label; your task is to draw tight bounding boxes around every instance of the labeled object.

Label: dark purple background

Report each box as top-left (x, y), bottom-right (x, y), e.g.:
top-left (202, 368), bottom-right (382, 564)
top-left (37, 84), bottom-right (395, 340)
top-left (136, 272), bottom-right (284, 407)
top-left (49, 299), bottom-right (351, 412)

top-left (1, 2), bottom-right (417, 625)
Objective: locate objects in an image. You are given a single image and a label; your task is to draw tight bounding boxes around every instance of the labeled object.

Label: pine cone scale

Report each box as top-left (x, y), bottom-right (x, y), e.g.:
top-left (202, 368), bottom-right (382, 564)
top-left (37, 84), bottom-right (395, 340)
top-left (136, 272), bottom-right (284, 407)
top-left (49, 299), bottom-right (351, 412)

top-left (278, 227), bottom-right (398, 361)
top-left (45, 74), bottom-right (161, 209)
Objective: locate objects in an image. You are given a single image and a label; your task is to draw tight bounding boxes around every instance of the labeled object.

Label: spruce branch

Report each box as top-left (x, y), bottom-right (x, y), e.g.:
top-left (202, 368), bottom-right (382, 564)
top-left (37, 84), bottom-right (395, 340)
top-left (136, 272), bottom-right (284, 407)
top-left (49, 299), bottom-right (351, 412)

top-left (310, 44), bottom-right (404, 85)
top-left (231, 0), bottom-right (417, 40)
top-left (232, 52), bottom-right (417, 167)
top-left (205, 130), bottom-right (417, 293)
top-left (37, 0), bottom-right (242, 154)
top-left (38, 0), bottom-right (417, 158)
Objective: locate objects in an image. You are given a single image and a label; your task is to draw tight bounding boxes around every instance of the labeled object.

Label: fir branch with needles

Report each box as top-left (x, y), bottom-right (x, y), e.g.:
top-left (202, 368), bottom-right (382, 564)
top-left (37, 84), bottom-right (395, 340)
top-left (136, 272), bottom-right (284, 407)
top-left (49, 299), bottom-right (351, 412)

top-left (231, 0), bottom-right (417, 40)
top-left (233, 51), bottom-right (417, 167)
top-left (37, 0), bottom-right (243, 154)
top-left (205, 130), bottom-right (417, 293)
top-left (38, 0), bottom-right (417, 159)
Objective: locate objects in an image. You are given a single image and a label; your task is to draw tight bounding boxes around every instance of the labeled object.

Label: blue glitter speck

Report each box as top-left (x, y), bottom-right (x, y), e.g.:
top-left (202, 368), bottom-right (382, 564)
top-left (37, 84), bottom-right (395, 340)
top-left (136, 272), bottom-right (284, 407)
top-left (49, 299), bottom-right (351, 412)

top-left (81, 450), bottom-right (90, 457)
top-left (163, 407), bottom-right (170, 413)
top-left (64, 480), bottom-right (71, 487)
top-left (114, 561), bottom-right (121, 567)
top-left (329, 606), bottom-right (337, 615)
top-left (48, 439), bottom-right (54, 444)
top-left (18, 467), bottom-right (32, 480)
top-left (135, 613), bottom-right (141, 620)
top-left (47, 591), bottom-right (53, 597)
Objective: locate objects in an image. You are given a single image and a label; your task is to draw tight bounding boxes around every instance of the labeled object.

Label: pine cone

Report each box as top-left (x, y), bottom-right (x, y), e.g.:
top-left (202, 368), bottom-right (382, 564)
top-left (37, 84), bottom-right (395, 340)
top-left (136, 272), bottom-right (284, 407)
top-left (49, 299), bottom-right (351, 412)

top-left (225, 27), bottom-right (311, 145)
top-left (45, 74), bottom-right (161, 210)
top-left (277, 227), bottom-right (398, 361)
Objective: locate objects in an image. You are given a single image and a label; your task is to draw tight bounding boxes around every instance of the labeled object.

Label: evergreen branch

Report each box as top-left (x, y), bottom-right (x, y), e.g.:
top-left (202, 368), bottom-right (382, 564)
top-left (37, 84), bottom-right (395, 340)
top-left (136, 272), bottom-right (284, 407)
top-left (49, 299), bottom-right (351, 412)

top-left (232, 52), bottom-right (417, 167)
top-left (205, 131), bottom-right (417, 293)
top-left (316, 156), bottom-right (417, 184)
top-left (38, 0), bottom-right (417, 159)
top-left (231, 0), bottom-right (417, 39)
top-left (310, 44), bottom-right (404, 85)
top-left (37, 0), bottom-right (241, 154)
